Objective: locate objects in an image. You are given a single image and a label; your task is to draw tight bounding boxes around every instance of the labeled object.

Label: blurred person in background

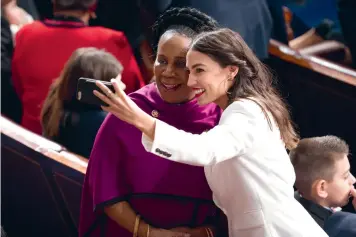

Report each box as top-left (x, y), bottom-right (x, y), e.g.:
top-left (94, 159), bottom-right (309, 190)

top-left (2, 0), bottom-right (34, 37)
top-left (140, 0), bottom-right (272, 60)
top-left (41, 47), bottom-right (125, 158)
top-left (11, 0), bottom-right (145, 135)
top-left (1, 0), bottom-right (22, 123)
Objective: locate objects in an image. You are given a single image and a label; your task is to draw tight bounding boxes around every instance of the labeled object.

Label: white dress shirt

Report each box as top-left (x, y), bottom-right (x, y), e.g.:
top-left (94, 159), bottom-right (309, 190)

top-left (142, 99), bottom-right (328, 237)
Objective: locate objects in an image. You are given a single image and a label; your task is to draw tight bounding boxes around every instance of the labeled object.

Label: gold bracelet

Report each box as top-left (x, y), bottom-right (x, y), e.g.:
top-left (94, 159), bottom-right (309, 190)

top-left (133, 215), bottom-right (141, 237)
top-left (205, 227), bottom-right (211, 237)
top-left (146, 224), bottom-right (150, 237)
top-left (207, 227), bottom-right (214, 237)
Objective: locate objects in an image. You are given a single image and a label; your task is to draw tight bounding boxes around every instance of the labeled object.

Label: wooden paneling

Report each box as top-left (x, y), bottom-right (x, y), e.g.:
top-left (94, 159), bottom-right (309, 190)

top-left (1, 117), bottom-right (88, 236)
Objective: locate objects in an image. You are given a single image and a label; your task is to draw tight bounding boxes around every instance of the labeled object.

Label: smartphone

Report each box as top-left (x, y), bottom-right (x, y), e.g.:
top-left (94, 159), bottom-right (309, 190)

top-left (76, 77), bottom-right (115, 107)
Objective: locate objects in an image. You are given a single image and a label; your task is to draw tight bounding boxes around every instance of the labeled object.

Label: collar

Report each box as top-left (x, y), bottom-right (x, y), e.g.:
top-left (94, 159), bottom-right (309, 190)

top-left (296, 192), bottom-right (333, 223)
top-left (43, 15), bottom-right (86, 28)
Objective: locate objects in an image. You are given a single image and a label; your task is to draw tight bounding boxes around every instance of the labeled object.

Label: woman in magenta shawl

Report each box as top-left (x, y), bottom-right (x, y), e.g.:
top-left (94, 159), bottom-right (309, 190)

top-left (79, 8), bottom-right (225, 237)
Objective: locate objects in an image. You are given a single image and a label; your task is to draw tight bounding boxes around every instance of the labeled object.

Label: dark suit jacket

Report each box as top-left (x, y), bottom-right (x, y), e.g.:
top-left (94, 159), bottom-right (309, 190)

top-left (324, 211), bottom-right (356, 237)
top-left (141, 0), bottom-right (273, 59)
top-left (294, 192), bottom-right (333, 228)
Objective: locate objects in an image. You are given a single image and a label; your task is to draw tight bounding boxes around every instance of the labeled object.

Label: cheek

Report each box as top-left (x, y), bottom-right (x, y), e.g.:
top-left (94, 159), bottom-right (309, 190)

top-left (205, 75), bottom-right (227, 93)
top-left (196, 75), bottom-right (210, 88)
top-left (333, 180), bottom-right (350, 195)
top-left (153, 65), bottom-right (163, 80)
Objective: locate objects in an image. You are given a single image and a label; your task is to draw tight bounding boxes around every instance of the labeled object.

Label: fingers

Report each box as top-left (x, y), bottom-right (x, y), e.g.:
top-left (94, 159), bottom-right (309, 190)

top-left (350, 186), bottom-right (356, 197)
top-left (112, 76), bottom-right (126, 91)
top-left (351, 186), bottom-right (356, 209)
top-left (95, 81), bottom-right (112, 97)
top-left (351, 186), bottom-right (356, 199)
top-left (93, 90), bottom-right (114, 107)
top-left (111, 79), bottom-right (126, 98)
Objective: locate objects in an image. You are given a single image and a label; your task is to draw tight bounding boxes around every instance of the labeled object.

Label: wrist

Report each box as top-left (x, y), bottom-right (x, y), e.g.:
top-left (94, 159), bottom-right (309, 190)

top-left (137, 222), bottom-right (150, 237)
top-left (135, 111), bottom-right (156, 137)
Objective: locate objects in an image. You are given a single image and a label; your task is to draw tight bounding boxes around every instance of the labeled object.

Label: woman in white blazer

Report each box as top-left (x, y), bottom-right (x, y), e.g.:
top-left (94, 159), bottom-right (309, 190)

top-left (94, 28), bottom-right (328, 237)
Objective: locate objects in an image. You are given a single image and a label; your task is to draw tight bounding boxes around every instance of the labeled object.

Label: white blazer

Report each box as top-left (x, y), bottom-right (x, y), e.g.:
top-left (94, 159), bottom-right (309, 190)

top-left (142, 99), bottom-right (328, 237)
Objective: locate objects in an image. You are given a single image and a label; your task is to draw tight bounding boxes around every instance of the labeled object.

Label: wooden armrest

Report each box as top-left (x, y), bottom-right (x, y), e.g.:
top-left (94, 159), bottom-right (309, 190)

top-left (298, 40), bottom-right (349, 63)
top-left (269, 39), bottom-right (356, 86)
top-left (298, 40), bottom-right (346, 55)
top-left (1, 116), bottom-right (63, 152)
top-left (1, 115), bottom-right (88, 174)
top-left (43, 150), bottom-right (88, 174)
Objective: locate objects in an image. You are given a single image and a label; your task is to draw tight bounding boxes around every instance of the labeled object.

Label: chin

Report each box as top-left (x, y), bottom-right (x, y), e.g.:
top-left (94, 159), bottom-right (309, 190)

top-left (337, 196), bottom-right (351, 207)
top-left (196, 98), bottom-right (210, 106)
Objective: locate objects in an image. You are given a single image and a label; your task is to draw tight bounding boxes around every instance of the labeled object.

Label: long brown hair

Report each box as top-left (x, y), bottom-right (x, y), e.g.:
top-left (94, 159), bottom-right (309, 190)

top-left (41, 47), bottom-right (123, 138)
top-left (191, 28), bottom-right (299, 149)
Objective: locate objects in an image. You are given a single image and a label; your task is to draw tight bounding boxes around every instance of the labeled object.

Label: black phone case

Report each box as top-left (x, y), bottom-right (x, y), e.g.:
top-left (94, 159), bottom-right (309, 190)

top-left (76, 77), bottom-right (115, 107)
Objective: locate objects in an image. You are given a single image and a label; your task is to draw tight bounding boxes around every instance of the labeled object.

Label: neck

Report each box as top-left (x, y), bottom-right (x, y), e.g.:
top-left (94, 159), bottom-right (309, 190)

top-left (316, 199), bottom-right (332, 209)
top-left (54, 10), bottom-right (89, 24)
top-left (303, 193), bottom-right (331, 208)
top-left (214, 95), bottom-right (229, 110)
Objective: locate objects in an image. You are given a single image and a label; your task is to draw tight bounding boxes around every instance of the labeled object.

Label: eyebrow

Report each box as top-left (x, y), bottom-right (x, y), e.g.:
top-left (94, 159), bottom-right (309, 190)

top-left (191, 63), bottom-right (205, 69)
top-left (157, 54), bottom-right (186, 60)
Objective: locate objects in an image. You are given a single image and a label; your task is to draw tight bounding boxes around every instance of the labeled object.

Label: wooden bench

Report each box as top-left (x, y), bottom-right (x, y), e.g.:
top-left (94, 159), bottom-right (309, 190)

top-left (1, 116), bottom-right (88, 237)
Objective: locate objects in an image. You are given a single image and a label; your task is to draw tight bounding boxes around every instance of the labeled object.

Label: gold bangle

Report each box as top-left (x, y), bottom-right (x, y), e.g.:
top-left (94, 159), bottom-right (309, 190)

top-left (133, 215), bottom-right (141, 237)
top-left (205, 227), bottom-right (211, 237)
top-left (146, 224), bottom-right (150, 237)
top-left (207, 227), bottom-right (214, 237)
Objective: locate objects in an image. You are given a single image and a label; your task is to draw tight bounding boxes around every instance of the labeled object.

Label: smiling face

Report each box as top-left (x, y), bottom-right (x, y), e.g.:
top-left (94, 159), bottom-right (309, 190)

top-left (154, 32), bottom-right (195, 104)
top-left (186, 50), bottom-right (237, 109)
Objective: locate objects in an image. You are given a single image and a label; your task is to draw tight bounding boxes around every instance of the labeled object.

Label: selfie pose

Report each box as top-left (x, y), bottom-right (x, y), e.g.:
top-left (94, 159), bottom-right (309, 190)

top-left (79, 8), bottom-right (227, 237)
top-left (94, 28), bottom-right (329, 236)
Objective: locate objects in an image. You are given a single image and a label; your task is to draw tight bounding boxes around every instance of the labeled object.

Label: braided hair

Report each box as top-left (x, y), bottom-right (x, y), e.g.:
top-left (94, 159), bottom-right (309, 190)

top-left (151, 7), bottom-right (219, 53)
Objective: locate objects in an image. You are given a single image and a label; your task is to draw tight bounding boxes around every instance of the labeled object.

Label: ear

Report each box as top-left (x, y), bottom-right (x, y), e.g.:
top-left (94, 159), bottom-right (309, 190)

top-left (314, 179), bottom-right (329, 199)
top-left (228, 66), bottom-right (239, 78)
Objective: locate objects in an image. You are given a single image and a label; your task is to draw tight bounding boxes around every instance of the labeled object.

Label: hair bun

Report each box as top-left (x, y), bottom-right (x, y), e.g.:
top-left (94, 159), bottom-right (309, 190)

top-left (152, 7), bottom-right (219, 48)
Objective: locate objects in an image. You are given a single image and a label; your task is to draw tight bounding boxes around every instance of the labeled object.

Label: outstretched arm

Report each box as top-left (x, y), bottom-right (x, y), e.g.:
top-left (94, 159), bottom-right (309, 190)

top-left (140, 108), bottom-right (258, 166)
top-left (94, 80), bottom-right (260, 166)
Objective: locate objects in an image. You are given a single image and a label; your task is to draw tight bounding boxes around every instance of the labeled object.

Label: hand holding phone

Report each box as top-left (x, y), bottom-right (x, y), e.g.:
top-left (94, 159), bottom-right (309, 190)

top-left (76, 77), bottom-right (124, 107)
